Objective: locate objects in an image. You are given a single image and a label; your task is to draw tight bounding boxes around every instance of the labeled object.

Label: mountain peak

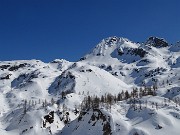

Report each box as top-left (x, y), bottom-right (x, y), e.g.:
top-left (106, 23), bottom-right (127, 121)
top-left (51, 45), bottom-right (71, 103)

top-left (145, 36), bottom-right (169, 47)
top-left (102, 36), bottom-right (130, 46)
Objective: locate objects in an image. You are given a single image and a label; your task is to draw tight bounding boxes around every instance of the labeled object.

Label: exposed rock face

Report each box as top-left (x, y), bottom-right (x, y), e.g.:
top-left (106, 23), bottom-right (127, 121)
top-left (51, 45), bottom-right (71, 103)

top-left (43, 111), bottom-right (54, 128)
top-left (0, 74), bottom-right (12, 80)
top-left (0, 65), bottom-right (10, 70)
top-left (118, 47), bottom-right (147, 57)
top-left (60, 109), bottom-right (112, 135)
top-left (8, 63), bottom-right (27, 71)
top-left (146, 36), bottom-right (168, 47)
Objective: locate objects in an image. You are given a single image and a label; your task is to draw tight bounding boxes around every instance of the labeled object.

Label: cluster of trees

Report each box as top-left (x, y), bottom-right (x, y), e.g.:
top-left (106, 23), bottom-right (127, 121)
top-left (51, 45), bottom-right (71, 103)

top-left (22, 98), bottom-right (72, 125)
top-left (161, 79), bottom-right (173, 86)
top-left (81, 90), bottom-right (180, 113)
top-left (81, 93), bottom-right (114, 112)
top-left (20, 86), bottom-right (180, 129)
top-left (58, 104), bottom-right (71, 124)
top-left (23, 98), bottom-right (56, 114)
top-left (163, 97), bottom-right (180, 107)
top-left (80, 85), bottom-right (159, 111)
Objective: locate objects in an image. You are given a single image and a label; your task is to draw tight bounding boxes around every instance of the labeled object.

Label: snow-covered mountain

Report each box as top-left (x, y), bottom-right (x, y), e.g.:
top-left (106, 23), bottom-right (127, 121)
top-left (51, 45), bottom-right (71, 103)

top-left (0, 36), bottom-right (179, 135)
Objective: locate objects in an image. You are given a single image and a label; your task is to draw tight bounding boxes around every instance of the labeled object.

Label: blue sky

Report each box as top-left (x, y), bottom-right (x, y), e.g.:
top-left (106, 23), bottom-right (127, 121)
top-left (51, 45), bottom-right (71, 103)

top-left (0, 0), bottom-right (180, 62)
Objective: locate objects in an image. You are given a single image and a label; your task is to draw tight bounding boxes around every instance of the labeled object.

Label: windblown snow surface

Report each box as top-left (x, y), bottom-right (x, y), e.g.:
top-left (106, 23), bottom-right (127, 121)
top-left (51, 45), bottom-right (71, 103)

top-left (0, 36), bottom-right (180, 135)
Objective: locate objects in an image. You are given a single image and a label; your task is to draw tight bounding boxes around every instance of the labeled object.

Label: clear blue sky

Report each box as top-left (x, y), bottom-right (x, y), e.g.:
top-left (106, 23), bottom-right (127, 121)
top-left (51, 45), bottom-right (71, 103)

top-left (0, 0), bottom-right (180, 62)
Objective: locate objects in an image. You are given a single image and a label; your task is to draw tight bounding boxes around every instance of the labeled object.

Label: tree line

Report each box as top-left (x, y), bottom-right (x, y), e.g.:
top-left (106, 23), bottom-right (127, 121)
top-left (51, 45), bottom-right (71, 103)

top-left (80, 85), bottom-right (180, 112)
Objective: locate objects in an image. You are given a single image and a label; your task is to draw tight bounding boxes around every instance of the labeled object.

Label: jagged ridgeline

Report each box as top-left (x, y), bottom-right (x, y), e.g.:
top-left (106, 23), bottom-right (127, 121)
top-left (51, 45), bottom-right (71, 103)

top-left (0, 36), bottom-right (180, 135)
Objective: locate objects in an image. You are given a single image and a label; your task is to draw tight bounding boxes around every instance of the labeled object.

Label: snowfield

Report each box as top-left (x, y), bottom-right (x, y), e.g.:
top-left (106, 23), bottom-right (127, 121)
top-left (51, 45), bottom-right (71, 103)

top-left (0, 36), bottom-right (180, 135)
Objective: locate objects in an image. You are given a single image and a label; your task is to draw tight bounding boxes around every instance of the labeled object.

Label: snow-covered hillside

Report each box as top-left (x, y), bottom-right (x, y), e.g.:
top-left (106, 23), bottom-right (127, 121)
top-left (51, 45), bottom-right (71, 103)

top-left (0, 36), bottom-right (180, 135)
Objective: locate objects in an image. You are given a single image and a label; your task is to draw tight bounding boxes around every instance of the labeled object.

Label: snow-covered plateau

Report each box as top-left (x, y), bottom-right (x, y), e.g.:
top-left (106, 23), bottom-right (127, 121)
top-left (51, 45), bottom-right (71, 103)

top-left (0, 36), bottom-right (180, 135)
